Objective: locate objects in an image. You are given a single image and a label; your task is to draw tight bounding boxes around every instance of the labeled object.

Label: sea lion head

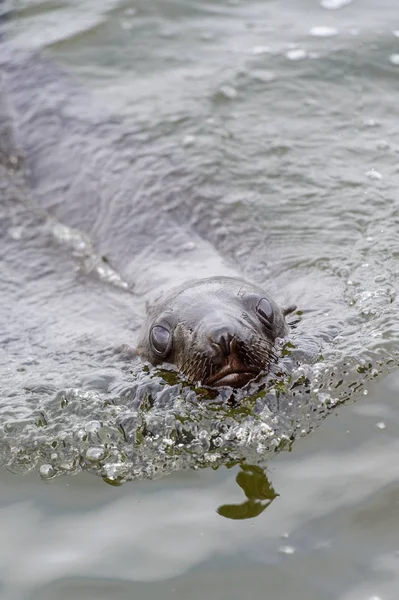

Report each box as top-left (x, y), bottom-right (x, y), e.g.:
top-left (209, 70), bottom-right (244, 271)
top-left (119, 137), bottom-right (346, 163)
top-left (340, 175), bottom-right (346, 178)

top-left (136, 276), bottom-right (295, 388)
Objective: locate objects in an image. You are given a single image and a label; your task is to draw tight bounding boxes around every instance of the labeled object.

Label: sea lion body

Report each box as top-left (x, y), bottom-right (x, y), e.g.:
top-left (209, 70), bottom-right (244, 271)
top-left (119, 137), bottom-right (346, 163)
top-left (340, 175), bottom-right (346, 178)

top-left (136, 276), bottom-right (295, 388)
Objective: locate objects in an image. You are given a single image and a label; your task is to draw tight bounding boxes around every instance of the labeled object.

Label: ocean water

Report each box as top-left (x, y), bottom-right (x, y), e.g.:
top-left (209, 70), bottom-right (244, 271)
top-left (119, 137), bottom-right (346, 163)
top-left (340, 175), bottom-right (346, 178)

top-left (1, 0), bottom-right (399, 598)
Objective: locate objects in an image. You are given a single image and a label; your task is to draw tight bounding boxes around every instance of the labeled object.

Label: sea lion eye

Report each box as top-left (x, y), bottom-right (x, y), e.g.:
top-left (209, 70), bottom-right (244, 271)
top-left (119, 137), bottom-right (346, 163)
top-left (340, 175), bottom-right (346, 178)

top-left (256, 298), bottom-right (273, 322)
top-left (150, 325), bottom-right (172, 357)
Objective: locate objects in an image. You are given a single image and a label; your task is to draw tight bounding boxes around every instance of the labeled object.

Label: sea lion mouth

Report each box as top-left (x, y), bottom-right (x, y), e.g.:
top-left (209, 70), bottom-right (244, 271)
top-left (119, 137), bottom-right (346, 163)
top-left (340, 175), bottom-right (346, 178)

top-left (204, 364), bottom-right (259, 388)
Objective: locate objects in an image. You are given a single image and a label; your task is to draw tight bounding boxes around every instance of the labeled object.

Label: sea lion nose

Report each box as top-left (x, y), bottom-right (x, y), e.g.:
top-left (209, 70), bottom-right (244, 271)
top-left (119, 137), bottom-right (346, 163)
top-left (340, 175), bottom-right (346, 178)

top-left (210, 327), bottom-right (237, 356)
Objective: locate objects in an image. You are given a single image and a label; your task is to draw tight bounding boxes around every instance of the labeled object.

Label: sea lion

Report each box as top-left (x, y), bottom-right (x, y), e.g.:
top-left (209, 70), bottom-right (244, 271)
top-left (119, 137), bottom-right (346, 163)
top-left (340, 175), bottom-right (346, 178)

top-left (136, 276), bottom-right (296, 388)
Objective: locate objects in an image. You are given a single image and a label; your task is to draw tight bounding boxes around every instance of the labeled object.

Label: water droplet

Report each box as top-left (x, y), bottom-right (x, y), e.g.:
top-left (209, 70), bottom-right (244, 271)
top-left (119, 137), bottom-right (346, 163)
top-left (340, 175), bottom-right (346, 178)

top-left (286, 48), bottom-right (307, 61)
top-left (86, 447), bottom-right (106, 462)
top-left (389, 54), bottom-right (399, 65)
top-left (39, 464), bottom-right (55, 479)
top-left (366, 169), bottom-right (382, 180)
top-left (393, 31), bottom-right (399, 38)
top-left (376, 422), bottom-right (386, 430)
top-left (309, 26), bottom-right (338, 37)
top-left (85, 421), bottom-right (102, 434)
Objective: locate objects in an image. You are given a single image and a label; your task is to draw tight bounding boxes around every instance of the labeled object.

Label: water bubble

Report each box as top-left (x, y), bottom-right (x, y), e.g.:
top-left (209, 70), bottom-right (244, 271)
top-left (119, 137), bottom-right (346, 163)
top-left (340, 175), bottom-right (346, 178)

top-left (124, 8), bottom-right (136, 17)
top-left (376, 422), bottom-right (386, 430)
top-left (86, 447), bottom-right (106, 462)
top-left (389, 54), bottom-right (399, 65)
top-left (85, 421), bottom-right (102, 434)
top-left (39, 464), bottom-right (55, 479)
top-left (393, 31), bottom-right (399, 38)
top-left (286, 48), bottom-right (307, 61)
top-left (309, 26), bottom-right (338, 37)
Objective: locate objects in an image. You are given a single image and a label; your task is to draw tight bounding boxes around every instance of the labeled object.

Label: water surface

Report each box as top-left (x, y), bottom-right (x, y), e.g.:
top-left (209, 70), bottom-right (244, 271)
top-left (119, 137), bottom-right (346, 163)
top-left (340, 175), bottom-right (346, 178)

top-left (1, 0), bottom-right (399, 598)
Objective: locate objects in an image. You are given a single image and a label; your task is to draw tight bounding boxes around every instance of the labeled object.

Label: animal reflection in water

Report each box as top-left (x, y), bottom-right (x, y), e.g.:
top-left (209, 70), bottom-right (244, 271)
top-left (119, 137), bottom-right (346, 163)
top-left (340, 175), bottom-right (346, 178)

top-left (217, 464), bottom-right (278, 520)
top-left (136, 277), bottom-right (296, 389)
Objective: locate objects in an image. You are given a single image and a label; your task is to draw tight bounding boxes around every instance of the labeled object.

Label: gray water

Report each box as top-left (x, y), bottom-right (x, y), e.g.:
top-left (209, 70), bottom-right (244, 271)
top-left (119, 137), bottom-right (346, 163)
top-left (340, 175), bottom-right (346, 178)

top-left (1, 0), bottom-right (399, 598)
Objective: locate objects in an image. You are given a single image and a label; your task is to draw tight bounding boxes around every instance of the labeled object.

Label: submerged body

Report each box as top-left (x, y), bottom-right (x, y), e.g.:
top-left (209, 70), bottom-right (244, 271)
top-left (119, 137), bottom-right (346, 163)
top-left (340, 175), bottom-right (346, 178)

top-left (136, 276), bottom-right (295, 388)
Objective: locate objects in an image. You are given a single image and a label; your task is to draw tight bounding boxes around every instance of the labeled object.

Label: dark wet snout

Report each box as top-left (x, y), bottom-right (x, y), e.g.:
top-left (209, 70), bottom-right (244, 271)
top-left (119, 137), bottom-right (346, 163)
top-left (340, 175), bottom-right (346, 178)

top-left (204, 321), bottom-right (261, 388)
top-left (210, 326), bottom-right (238, 357)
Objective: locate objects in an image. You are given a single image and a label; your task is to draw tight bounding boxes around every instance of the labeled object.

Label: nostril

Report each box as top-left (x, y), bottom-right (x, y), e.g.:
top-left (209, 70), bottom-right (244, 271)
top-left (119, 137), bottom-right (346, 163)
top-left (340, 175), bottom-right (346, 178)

top-left (211, 328), bottom-right (234, 356)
